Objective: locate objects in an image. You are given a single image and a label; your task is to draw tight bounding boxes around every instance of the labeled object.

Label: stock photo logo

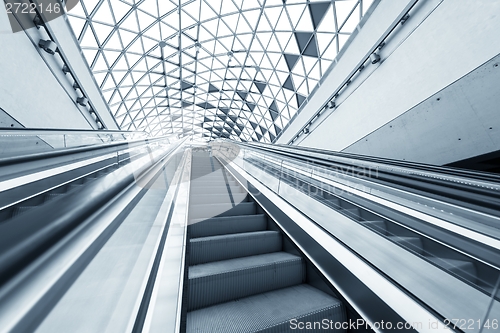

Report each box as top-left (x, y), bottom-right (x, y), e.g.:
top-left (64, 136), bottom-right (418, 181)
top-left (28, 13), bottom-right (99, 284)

top-left (4, 0), bottom-right (79, 33)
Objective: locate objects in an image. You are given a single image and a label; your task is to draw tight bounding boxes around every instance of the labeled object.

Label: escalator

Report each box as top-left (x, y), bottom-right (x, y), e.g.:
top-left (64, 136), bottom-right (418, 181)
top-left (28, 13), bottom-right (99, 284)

top-left (185, 151), bottom-right (346, 332)
top-left (2, 140), bottom-right (499, 332)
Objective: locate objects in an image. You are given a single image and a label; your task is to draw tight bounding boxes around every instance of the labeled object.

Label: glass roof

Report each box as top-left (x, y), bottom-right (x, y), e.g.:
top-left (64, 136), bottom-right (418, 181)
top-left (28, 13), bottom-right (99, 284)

top-left (68, 0), bottom-right (374, 141)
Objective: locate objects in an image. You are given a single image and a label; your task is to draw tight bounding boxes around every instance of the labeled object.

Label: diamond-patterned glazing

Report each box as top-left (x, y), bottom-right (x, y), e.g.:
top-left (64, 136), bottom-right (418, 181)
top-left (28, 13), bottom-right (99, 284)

top-left (68, 0), bottom-right (374, 141)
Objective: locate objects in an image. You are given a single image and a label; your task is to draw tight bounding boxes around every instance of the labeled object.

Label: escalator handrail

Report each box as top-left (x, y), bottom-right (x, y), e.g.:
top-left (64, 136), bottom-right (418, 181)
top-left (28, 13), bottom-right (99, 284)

top-left (245, 156), bottom-right (500, 269)
top-left (0, 128), bottom-right (146, 135)
top-left (243, 141), bottom-right (500, 183)
top-left (0, 140), bottom-right (186, 333)
top-left (231, 141), bottom-right (500, 215)
top-left (0, 138), bottom-right (184, 286)
top-left (0, 135), bottom-right (171, 167)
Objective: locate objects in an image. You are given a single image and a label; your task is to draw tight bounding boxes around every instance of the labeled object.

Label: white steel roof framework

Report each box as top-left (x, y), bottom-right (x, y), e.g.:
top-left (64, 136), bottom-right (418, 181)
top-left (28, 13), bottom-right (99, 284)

top-left (68, 0), bottom-right (374, 141)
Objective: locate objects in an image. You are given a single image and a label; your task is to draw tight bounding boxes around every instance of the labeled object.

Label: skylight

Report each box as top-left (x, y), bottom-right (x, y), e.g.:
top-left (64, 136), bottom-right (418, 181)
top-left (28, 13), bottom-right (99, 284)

top-left (68, 0), bottom-right (374, 141)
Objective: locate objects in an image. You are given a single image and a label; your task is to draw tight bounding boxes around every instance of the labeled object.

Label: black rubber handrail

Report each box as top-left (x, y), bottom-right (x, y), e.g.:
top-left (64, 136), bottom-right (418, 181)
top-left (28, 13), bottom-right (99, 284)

top-left (233, 141), bottom-right (500, 217)
top-left (238, 141), bottom-right (500, 192)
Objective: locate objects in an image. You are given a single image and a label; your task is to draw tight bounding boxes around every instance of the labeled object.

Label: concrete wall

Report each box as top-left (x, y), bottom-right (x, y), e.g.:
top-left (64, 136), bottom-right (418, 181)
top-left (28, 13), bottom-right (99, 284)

top-left (285, 0), bottom-right (500, 165)
top-left (0, 6), bottom-right (118, 130)
top-left (44, 11), bottom-right (119, 130)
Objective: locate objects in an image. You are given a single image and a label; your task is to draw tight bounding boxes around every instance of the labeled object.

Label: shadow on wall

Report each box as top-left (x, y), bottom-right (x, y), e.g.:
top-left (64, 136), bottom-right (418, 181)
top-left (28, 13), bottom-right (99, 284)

top-left (447, 149), bottom-right (500, 174)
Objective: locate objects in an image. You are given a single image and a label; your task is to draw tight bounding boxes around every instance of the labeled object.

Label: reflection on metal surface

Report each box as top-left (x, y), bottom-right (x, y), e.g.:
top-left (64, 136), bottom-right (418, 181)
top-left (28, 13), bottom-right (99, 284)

top-left (141, 149), bottom-right (191, 333)
top-left (0, 141), bottom-right (183, 333)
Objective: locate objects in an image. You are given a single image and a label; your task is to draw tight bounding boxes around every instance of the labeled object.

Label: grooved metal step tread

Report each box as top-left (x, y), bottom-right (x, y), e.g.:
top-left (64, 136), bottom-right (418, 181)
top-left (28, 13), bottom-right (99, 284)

top-left (189, 214), bottom-right (267, 237)
top-left (190, 193), bottom-right (232, 205)
top-left (387, 236), bottom-right (424, 254)
top-left (191, 172), bottom-right (225, 177)
top-left (426, 257), bottom-right (477, 283)
top-left (191, 184), bottom-right (241, 198)
top-left (190, 231), bottom-right (282, 265)
top-left (191, 175), bottom-right (225, 179)
top-left (190, 185), bottom-right (243, 194)
top-left (192, 183), bottom-right (238, 189)
top-left (188, 252), bottom-right (304, 310)
top-left (189, 202), bottom-right (256, 219)
top-left (186, 284), bottom-right (346, 333)
top-left (192, 179), bottom-right (236, 184)
top-left (190, 252), bottom-right (302, 278)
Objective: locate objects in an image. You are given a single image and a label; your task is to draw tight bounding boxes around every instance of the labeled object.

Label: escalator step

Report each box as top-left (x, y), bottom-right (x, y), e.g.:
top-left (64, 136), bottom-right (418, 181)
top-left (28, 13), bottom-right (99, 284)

top-left (189, 214), bottom-right (267, 238)
top-left (387, 236), bottom-right (424, 254)
top-left (189, 202), bottom-right (256, 220)
top-left (191, 178), bottom-right (234, 184)
top-left (188, 252), bottom-right (304, 310)
top-left (190, 185), bottom-right (243, 194)
top-left (342, 208), bottom-right (362, 221)
top-left (191, 172), bottom-right (225, 178)
top-left (359, 220), bottom-right (387, 234)
top-left (83, 176), bottom-right (97, 183)
top-left (44, 193), bottom-right (64, 202)
top-left (186, 284), bottom-right (346, 333)
top-left (67, 184), bottom-right (85, 191)
top-left (190, 231), bottom-right (282, 265)
top-left (11, 206), bottom-right (36, 217)
top-left (191, 175), bottom-right (223, 180)
top-left (190, 194), bottom-right (232, 205)
top-left (426, 257), bottom-right (477, 284)
top-left (323, 197), bottom-right (341, 208)
top-left (193, 182), bottom-right (238, 189)
top-left (191, 184), bottom-right (242, 193)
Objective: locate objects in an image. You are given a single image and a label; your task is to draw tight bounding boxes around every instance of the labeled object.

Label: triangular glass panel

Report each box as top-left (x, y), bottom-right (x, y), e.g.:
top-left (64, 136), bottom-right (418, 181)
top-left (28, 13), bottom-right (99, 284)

top-left (283, 53), bottom-right (300, 71)
top-left (309, 2), bottom-right (331, 30)
top-left (295, 32), bottom-right (313, 53)
top-left (181, 80), bottom-right (194, 90)
top-left (254, 81), bottom-right (266, 93)
top-left (283, 75), bottom-right (294, 91)
top-left (296, 93), bottom-right (306, 107)
top-left (237, 91), bottom-right (248, 100)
